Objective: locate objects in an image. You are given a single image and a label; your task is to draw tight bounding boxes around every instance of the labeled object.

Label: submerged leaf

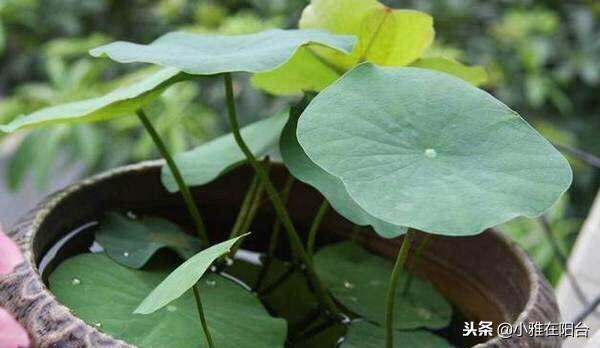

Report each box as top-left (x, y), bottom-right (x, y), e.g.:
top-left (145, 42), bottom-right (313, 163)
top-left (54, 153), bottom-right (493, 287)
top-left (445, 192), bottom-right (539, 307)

top-left (95, 213), bottom-right (204, 269)
top-left (135, 234), bottom-right (248, 314)
top-left (280, 107), bottom-right (406, 238)
top-left (341, 321), bottom-right (452, 348)
top-left (298, 63), bottom-right (572, 236)
top-left (50, 253), bottom-right (286, 348)
top-left (315, 241), bottom-right (452, 330)
top-left (0, 68), bottom-right (184, 132)
top-left (162, 112), bottom-right (288, 192)
top-left (411, 57), bottom-right (488, 86)
top-left (90, 29), bottom-right (356, 75)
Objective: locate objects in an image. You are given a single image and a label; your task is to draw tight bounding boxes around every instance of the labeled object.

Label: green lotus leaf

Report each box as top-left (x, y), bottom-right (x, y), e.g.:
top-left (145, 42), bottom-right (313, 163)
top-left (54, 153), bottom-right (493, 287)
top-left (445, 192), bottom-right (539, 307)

top-left (280, 105), bottom-right (406, 238)
top-left (50, 253), bottom-right (286, 348)
top-left (341, 321), bottom-right (452, 348)
top-left (95, 212), bottom-right (204, 269)
top-left (0, 67), bottom-right (184, 132)
top-left (90, 29), bottom-right (356, 75)
top-left (411, 56), bottom-right (488, 86)
top-left (298, 63), bottom-right (572, 236)
top-left (136, 233), bottom-right (248, 314)
top-left (252, 0), bottom-right (434, 95)
top-left (251, 46), bottom-right (342, 96)
top-left (162, 112), bottom-right (288, 192)
top-left (315, 241), bottom-right (452, 329)
top-left (300, 0), bottom-right (434, 67)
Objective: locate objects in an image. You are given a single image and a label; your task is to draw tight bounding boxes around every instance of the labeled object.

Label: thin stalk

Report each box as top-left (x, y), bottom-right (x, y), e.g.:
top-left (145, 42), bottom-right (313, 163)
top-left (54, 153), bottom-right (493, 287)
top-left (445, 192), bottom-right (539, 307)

top-left (385, 231), bottom-right (416, 348)
top-left (553, 142), bottom-right (600, 169)
top-left (350, 225), bottom-right (362, 241)
top-left (255, 175), bottom-right (295, 292)
top-left (401, 233), bottom-right (432, 296)
top-left (267, 175), bottom-right (295, 259)
top-left (192, 285), bottom-right (215, 348)
top-left (538, 216), bottom-right (589, 306)
top-left (223, 73), bottom-right (339, 316)
top-left (229, 174), bottom-right (259, 239)
top-left (136, 109), bottom-right (208, 243)
top-left (572, 293), bottom-right (600, 324)
top-left (307, 200), bottom-right (329, 261)
top-left (229, 169), bottom-right (268, 257)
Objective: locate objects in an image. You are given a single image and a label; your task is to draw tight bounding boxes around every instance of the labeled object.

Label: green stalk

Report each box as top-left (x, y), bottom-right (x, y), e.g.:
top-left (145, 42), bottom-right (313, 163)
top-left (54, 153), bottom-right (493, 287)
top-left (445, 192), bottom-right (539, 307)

top-left (401, 233), bottom-right (432, 296)
top-left (255, 175), bottom-right (295, 292)
top-left (307, 200), bottom-right (329, 261)
top-left (229, 166), bottom-right (268, 257)
top-left (192, 285), bottom-right (215, 348)
top-left (267, 175), bottom-right (295, 259)
top-left (223, 73), bottom-right (339, 316)
top-left (385, 231), bottom-right (416, 348)
top-left (136, 109), bottom-right (208, 243)
top-left (350, 224), bottom-right (362, 241)
top-left (229, 174), bottom-right (260, 240)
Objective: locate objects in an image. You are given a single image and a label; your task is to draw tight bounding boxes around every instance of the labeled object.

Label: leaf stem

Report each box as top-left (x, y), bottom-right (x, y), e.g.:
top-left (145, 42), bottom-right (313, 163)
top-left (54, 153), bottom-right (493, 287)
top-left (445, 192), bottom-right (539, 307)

top-left (538, 216), bottom-right (589, 306)
top-left (229, 174), bottom-right (260, 240)
top-left (401, 233), bottom-right (431, 296)
top-left (267, 175), bottom-right (295, 259)
top-left (192, 285), bottom-right (215, 348)
top-left (223, 73), bottom-right (339, 316)
top-left (385, 231), bottom-right (416, 348)
top-left (229, 163), bottom-right (269, 257)
top-left (255, 175), bottom-right (295, 292)
top-left (307, 199), bottom-right (329, 261)
top-left (136, 109), bottom-right (208, 243)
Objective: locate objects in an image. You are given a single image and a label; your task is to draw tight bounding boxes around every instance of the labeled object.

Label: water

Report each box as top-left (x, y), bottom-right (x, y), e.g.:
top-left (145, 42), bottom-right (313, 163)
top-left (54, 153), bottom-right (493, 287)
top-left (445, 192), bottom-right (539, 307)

top-left (39, 220), bottom-right (473, 347)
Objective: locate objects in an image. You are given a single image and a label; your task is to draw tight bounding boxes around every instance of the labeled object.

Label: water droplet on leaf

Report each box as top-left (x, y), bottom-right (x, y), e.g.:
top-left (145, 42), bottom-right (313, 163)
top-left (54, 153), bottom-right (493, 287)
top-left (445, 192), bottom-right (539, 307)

top-left (416, 308), bottom-right (432, 319)
top-left (343, 281), bottom-right (355, 289)
top-left (123, 252), bottom-right (130, 257)
top-left (71, 278), bottom-right (81, 285)
top-left (424, 148), bottom-right (437, 158)
top-left (206, 279), bottom-right (216, 286)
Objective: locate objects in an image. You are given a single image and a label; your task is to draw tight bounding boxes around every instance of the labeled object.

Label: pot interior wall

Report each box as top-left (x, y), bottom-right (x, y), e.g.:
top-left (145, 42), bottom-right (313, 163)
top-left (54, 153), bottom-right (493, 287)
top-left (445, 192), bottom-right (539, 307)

top-left (31, 163), bottom-right (531, 333)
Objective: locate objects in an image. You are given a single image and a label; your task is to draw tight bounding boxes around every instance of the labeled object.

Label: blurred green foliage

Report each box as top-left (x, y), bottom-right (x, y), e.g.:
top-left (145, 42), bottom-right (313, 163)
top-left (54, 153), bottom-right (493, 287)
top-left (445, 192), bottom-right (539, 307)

top-left (0, 0), bottom-right (598, 281)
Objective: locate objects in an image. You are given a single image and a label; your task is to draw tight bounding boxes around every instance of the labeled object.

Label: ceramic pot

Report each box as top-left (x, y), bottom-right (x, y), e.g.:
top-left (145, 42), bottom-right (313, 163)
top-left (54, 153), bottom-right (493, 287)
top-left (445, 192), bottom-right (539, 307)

top-left (0, 161), bottom-right (561, 347)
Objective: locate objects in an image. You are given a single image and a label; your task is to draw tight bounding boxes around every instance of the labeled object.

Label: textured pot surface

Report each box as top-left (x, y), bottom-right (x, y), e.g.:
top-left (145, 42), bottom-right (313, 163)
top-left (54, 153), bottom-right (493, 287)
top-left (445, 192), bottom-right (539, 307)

top-left (0, 161), bottom-right (561, 347)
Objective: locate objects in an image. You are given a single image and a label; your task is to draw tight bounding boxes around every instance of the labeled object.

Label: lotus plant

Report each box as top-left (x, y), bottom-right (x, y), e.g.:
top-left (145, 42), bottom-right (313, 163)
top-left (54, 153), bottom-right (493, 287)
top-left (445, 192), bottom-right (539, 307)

top-left (0, 0), bottom-right (572, 347)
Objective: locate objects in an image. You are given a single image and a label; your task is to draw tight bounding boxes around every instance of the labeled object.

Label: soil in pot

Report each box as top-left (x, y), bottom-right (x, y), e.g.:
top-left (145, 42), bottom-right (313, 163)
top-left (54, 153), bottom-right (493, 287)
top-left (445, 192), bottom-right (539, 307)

top-left (39, 215), bottom-right (485, 348)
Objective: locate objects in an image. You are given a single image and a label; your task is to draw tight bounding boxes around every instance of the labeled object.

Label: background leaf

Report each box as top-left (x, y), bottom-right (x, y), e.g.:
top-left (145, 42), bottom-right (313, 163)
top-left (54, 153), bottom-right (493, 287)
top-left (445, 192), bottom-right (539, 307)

top-left (315, 241), bottom-right (452, 330)
top-left (162, 112), bottom-right (287, 192)
top-left (0, 68), bottom-right (185, 132)
top-left (95, 212), bottom-right (204, 269)
top-left (50, 253), bottom-right (286, 348)
top-left (298, 63), bottom-right (572, 236)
